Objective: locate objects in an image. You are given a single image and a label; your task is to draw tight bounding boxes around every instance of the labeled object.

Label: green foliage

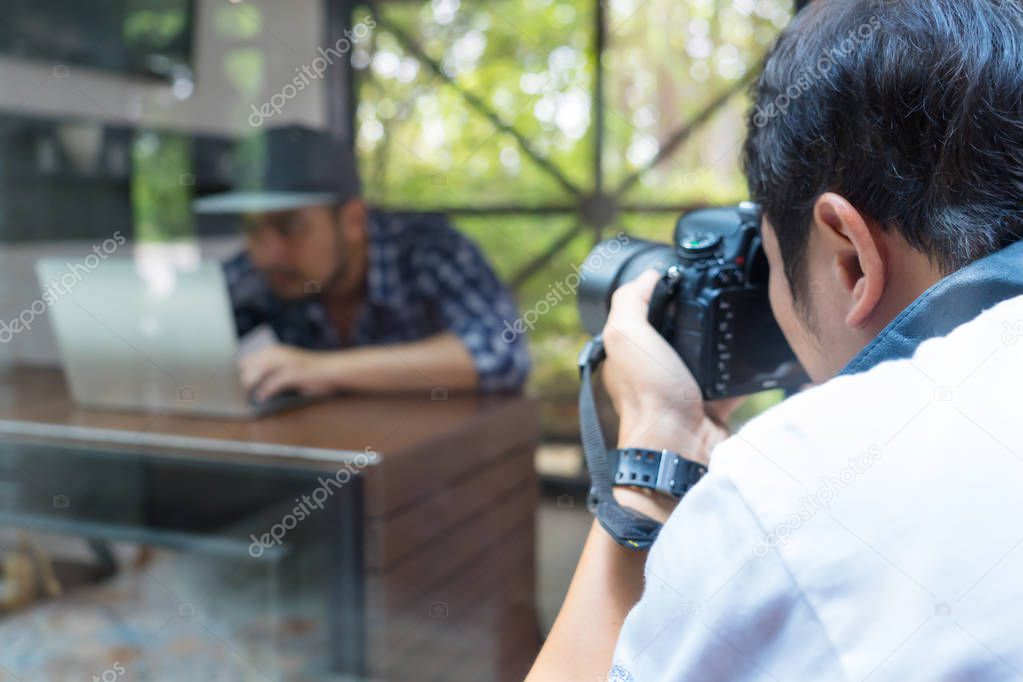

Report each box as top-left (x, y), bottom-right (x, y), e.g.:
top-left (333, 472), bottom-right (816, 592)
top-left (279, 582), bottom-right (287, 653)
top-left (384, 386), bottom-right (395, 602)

top-left (355, 0), bottom-right (794, 409)
top-left (131, 131), bottom-right (195, 243)
top-left (124, 2), bottom-right (190, 50)
top-left (355, 0), bottom-right (792, 207)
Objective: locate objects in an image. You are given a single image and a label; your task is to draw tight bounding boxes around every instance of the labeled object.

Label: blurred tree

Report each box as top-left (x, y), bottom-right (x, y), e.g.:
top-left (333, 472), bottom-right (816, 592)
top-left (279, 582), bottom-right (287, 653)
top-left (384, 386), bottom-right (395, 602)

top-left (354, 0), bottom-right (795, 431)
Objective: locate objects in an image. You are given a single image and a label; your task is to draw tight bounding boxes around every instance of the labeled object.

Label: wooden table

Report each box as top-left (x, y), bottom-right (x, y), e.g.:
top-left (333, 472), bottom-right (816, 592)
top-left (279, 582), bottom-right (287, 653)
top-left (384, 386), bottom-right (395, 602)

top-left (0, 367), bottom-right (540, 681)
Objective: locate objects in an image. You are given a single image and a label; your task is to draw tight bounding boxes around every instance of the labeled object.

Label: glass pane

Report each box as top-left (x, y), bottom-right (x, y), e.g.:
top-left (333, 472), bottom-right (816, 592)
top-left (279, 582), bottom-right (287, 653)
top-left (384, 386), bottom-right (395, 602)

top-left (0, 443), bottom-right (344, 677)
top-left (0, 2), bottom-right (373, 678)
top-left (0, 0), bottom-right (796, 678)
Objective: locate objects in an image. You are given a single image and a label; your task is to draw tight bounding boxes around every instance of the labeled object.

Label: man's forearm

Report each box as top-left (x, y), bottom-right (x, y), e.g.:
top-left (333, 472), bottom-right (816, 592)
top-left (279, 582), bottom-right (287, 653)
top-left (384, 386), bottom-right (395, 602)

top-left (528, 484), bottom-right (681, 681)
top-left (527, 520), bottom-right (647, 682)
top-left (324, 332), bottom-right (478, 393)
top-left (528, 411), bottom-right (722, 680)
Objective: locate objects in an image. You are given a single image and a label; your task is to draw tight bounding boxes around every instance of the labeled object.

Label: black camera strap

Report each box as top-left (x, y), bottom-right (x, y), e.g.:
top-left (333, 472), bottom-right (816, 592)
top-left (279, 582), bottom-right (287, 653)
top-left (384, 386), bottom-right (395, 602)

top-left (578, 336), bottom-right (664, 550)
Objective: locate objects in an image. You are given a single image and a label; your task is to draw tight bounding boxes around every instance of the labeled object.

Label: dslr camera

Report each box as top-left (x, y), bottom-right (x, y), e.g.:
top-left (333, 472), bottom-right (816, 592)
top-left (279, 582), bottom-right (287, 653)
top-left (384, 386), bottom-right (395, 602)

top-left (578, 202), bottom-right (807, 399)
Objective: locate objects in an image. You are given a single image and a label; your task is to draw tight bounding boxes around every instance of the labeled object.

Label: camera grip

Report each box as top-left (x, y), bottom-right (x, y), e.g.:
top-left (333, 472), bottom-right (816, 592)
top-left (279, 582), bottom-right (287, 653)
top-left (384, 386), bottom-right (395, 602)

top-left (646, 273), bottom-right (676, 340)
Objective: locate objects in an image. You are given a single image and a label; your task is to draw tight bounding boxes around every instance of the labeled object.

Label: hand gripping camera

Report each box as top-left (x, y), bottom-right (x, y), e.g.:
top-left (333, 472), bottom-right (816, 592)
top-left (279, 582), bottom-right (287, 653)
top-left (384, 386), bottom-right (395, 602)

top-left (577, 202), bottom-right (807, 399)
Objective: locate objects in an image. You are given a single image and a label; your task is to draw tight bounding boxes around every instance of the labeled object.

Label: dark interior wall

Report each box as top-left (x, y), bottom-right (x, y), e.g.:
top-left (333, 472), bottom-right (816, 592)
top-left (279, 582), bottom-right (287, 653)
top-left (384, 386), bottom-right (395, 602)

top-left (0, 114), bottom-right (239, 242)
top-left (0, 0), bottom-right (342, 244)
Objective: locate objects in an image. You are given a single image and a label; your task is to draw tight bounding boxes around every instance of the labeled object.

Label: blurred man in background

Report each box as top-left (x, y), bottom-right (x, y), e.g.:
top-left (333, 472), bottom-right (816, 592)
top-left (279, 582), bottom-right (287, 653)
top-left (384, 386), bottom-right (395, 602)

top-left (194, 126), bottom-right (529, 400)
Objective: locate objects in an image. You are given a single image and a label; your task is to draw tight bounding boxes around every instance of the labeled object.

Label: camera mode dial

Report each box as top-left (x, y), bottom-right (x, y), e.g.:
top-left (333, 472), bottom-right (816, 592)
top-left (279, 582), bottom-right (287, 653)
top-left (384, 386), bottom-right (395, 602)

top-left (678, 233), bottom-right (722, 261)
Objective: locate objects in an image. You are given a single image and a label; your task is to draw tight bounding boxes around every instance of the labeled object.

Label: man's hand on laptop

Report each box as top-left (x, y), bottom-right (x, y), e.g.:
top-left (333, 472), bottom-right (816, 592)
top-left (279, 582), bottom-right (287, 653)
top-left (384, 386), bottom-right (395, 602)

top-left (601, 270), bottom-right (736, 468)
top-left (240, 345), bottom-right (337, 402)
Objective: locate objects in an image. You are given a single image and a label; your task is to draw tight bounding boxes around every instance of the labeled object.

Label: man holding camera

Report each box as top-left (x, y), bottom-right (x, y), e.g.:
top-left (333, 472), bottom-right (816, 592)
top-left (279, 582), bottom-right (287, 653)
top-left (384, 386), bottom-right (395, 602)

top-left (530, 0), bottom-right (1023, 679)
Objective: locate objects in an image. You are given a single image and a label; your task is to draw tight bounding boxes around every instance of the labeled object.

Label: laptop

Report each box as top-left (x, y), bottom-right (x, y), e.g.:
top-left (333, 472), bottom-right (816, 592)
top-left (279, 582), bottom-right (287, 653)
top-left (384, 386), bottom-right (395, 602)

top-left (36, 258), bottom-right (310, 419)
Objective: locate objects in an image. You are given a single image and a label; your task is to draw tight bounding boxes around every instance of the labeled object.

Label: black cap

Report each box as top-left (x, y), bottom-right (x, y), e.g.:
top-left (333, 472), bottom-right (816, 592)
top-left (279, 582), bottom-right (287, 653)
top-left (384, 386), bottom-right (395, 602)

top-left (193, 125), bottom-right (361, 214)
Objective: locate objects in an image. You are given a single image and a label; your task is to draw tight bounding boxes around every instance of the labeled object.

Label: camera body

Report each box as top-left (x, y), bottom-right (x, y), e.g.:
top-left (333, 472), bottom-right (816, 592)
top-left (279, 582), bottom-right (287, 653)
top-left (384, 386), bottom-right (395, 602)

top-left (577, 202), bottom-right (807, 399)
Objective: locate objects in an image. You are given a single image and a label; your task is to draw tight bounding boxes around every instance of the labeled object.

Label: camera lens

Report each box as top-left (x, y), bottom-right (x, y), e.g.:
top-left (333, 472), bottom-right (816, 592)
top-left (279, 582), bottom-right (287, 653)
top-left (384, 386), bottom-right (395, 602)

top-left (576, 238), bottom-right (675, 336)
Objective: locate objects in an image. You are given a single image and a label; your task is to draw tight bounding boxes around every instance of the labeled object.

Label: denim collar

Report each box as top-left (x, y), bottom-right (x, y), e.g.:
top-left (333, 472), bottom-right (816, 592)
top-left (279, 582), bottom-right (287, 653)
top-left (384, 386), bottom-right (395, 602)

top-left (841, 240), bottom-right (1023, 375)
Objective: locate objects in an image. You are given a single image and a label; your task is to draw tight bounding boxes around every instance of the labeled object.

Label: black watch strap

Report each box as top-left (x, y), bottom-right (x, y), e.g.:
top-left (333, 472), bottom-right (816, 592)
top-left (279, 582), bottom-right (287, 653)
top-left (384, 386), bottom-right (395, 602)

top-left (614, 448), bottom-right (707, 498)
top-left (579, 337), bottom-right (662, 550)
top-left (578, 335), bottom-right (709, 551)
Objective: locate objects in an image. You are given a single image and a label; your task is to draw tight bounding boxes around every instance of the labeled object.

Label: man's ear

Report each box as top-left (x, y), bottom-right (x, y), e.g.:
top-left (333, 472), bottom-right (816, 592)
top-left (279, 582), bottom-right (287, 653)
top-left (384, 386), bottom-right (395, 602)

top-left (811, 192), bottom-right (885, 328)
top-left (337, 199), bottom-right (367, 245)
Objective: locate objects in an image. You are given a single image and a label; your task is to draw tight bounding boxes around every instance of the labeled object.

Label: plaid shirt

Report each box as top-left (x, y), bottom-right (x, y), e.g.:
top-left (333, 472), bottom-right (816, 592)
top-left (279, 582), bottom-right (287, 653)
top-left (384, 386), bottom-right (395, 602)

top-left (224, 211), bottom-right (530, 391)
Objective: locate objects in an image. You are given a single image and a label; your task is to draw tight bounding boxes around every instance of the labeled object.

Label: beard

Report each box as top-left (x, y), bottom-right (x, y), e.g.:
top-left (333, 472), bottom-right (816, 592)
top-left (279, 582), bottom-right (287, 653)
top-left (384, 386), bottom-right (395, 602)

top-left (261, 267), bottom-right (313, 300)
top-left (257, 225), bottom-right (360, 301)
top-left (261, 260), bottom-right (353, 301)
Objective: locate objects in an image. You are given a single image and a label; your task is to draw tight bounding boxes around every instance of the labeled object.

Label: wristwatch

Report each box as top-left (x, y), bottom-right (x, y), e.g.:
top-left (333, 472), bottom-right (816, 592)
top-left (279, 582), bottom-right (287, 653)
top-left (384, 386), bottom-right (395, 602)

top-left (613, 447), bottom-right (707, 499)
top-left (578, 335), bottom-right (708, 551)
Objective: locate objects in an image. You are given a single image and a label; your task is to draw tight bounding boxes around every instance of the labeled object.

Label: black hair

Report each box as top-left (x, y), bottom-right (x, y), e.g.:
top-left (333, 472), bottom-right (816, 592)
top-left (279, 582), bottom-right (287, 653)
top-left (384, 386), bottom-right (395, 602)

top-left (743, 0), bottom-right (1023, 304)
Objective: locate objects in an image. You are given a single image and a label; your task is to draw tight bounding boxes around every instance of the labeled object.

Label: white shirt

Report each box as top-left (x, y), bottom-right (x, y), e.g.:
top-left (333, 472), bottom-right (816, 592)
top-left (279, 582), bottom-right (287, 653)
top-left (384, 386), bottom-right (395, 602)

top-left (612, 293), bottom-right (1023, 681)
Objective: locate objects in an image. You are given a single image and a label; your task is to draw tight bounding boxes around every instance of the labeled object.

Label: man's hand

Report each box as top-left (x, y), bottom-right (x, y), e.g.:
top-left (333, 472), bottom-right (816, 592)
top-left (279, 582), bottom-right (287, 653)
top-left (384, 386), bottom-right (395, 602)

top-left (530, 270), bottom-right (733, 682)
top-left (601, 270), bottom-right (732, 465)
top-left (239, 345), bottom-right (339, 401)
